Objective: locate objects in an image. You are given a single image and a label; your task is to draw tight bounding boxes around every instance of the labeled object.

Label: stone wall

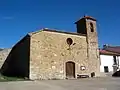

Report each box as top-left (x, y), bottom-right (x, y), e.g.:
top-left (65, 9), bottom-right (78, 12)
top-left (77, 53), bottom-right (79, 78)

top-left (30, 30), bottom-right (95, 80)
top-left (86, 19), bottom-right (100, 77)
top-left (0, 49), bottom-right (11, 68)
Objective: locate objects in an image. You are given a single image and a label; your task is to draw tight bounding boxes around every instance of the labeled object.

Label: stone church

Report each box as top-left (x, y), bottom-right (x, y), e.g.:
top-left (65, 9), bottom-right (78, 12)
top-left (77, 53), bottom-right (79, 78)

top-left (0, 16), bottom-right (100, 80)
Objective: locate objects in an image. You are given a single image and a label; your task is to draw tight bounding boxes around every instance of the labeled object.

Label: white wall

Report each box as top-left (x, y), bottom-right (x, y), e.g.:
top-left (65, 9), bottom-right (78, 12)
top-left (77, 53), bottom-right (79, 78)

top-left (100, 55), bottom-right (114, 72)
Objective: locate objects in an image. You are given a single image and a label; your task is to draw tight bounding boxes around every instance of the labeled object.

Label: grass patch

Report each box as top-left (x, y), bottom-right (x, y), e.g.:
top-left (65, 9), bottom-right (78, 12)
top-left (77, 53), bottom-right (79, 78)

top-left (0, 74), bottom-right (28, 82)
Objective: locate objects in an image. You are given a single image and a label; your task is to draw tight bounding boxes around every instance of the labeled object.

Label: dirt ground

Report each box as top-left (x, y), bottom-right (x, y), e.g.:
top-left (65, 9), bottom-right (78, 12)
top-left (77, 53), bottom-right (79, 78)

top-left (0, 77), bottom-right (120, 90)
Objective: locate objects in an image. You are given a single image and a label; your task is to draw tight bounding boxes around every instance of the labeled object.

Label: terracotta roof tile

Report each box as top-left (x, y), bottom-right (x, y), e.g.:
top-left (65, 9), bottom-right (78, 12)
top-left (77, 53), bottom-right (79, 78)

top-left (83, 16), bottom-right (96, 21)
top-left (75, 16), bottom-right (96, 24)
top-left (99, 49), bottom-right (120, 56)
top-left (104, 46), bottom-right (120, 54)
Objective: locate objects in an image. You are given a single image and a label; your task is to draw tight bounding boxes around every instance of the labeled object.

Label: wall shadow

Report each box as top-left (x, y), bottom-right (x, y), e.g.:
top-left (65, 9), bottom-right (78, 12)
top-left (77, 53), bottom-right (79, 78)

top-left (112, 70), bottom-right (120, 77)
top-left (0, 34), bottom-right (30, 78)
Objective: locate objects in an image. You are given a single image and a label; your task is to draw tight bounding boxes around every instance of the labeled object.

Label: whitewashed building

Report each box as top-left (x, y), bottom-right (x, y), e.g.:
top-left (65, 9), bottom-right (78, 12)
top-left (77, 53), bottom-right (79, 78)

top-left (99, 45), bottom-right (120, 76)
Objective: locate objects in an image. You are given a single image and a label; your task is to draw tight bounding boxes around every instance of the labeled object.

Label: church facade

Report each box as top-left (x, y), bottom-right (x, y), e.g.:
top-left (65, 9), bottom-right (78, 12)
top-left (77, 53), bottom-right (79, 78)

top-left (1, 16), bottom-right (100, 80)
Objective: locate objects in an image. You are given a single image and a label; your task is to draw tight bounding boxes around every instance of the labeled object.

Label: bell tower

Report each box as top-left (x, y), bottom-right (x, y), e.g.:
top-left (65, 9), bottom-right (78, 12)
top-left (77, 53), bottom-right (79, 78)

top-left (75, 15), bottom-right (97, 39)
top-left (75, 15), bottom-right (100, 77)
top-left (75, 15), bottom-right (98, 53)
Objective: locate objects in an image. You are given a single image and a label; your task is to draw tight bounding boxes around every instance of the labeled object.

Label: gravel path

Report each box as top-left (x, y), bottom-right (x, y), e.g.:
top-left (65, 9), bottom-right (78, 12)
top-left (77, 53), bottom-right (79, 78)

top-left (0, 77), bottom-right (120, 90)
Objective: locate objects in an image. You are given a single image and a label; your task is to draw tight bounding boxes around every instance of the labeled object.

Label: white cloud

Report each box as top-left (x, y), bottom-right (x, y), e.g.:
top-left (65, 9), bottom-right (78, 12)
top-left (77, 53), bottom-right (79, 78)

top-left (2, 16), bottom-right (14, 20)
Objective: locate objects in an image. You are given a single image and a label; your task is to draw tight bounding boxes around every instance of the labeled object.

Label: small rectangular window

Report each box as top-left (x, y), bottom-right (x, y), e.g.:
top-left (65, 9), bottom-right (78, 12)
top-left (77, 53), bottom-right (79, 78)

top-left (113, 56), bottom-right (117, 65)
top-left (90, 22), bottom-right (94, 32)
top-left (104, 66), bottom-right (109, 73)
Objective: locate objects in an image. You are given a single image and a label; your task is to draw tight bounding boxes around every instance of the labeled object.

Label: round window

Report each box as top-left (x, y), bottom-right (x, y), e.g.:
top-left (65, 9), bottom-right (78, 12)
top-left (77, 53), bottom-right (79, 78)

top-left (66, 38), bottom-right (73, 45)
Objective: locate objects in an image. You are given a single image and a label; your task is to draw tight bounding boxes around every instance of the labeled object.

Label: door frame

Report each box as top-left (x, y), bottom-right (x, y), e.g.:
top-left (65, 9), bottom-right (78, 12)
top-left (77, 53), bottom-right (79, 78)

top-left (65, 61), bottom-right (75, 78)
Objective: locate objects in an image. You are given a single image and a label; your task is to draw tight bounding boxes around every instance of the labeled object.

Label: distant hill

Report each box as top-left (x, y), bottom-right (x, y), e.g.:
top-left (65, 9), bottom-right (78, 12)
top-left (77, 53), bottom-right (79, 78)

top-left (0, 48), bottom-right (3, 51)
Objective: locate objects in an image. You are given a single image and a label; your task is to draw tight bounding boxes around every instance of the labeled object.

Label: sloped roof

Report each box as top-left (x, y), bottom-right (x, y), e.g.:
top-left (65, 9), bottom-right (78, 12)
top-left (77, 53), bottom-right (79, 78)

top-left (84, 16), bottom-right (96, 21)
top-left (104, 46), bottom-right (120, 54)
top-left (99, 49), bottom-right (120, 56)
top-left (75, 16), bottom-right (96, 24)
top-left (28, 28), bottom-right (86, 36)
top-left (100, 46), bottom-right (120, 56)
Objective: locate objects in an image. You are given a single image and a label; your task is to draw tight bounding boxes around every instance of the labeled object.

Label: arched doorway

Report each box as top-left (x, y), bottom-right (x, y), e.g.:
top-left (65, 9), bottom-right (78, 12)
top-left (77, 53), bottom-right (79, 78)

top-left (66, 61), bottom-right (75, 78)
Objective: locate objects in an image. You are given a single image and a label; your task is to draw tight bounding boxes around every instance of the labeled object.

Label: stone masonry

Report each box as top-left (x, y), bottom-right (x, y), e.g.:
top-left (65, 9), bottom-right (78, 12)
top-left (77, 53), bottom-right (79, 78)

top-left (29, 16), bottom-right (100, 80)
top-left (30, 31), bottom-right (88, 79)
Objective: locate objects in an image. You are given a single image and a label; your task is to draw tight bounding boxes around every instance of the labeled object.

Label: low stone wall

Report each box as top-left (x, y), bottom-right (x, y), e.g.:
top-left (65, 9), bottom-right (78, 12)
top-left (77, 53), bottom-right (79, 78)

top-left (0, 49), bottom-right (11, 68)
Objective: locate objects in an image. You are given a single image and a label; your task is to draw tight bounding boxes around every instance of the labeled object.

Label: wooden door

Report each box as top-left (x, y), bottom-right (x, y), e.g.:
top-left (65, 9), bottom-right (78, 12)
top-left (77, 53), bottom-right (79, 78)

top-left (66, 61), bottom-right (75, 78)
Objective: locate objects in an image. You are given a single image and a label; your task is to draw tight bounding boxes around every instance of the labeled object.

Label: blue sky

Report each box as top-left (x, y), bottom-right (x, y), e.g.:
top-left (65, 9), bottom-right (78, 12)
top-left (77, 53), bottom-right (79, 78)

top-left (0, 0), bottom-right (120, 48)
